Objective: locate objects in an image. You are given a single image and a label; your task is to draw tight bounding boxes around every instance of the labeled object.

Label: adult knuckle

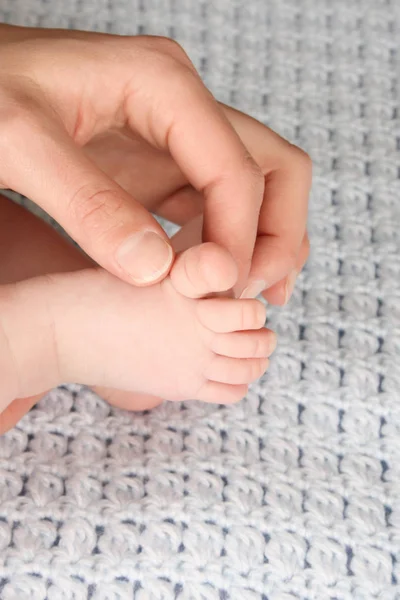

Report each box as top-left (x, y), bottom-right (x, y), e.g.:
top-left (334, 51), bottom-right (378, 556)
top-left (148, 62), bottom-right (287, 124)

top-left (68, 185), bottom-right (124, 235)
top-left (0, 102), bottom-right (41, 188)
top-left (0, 102), bottom-right (38, 148)
top-left (155, 49), bottom-right (201, 93)
top-left (243, 152), bottom-right (265, 189)
top-left (291, 146), bottom-right (313, 179)
top-left (165, 59), bottom-right (199, 91)
top-left (153, 36), bottom-right (185, 58)
top-left (138, 35), bottom-right (194, 70)
top-left (156, 37), bottom-right (196, 71)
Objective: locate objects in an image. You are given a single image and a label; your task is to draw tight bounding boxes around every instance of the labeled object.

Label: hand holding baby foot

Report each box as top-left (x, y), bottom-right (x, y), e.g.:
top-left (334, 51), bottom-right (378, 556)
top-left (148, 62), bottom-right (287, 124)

top-left (86, 105), bottom-right (312, 303)
top-left (0, 215), bottom-right (274, 412)
top-left (113, 240), bottom-right (272, 404)
top-left (47, 241), bottom-right (272, 405)
top-left (0, 200), bottom-right (274, 432)
top-left (0, 25), bottom-right (312, 433)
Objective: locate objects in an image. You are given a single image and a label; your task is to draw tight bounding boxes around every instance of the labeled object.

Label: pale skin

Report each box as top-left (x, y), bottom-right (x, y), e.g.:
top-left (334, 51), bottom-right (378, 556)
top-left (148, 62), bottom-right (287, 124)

top-left (0, 195), bottom-right (277, 433)
top-left (0, 25), bottom-right (312, 431)
top-left (0, 24), bottom-right (310, 296)
top-left (0, 100), bottom-right (312, 431)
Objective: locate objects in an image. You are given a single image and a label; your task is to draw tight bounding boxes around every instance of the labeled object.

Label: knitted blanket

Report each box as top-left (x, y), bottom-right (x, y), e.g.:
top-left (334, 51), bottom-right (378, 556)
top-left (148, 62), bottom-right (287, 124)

top-left (1, 1), bottom-right (400, 598)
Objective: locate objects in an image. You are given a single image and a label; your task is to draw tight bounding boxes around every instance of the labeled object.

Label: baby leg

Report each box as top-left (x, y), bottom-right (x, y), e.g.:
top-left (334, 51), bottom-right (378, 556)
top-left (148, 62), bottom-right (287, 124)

top-left (0, 196), bottom-right (159, 432)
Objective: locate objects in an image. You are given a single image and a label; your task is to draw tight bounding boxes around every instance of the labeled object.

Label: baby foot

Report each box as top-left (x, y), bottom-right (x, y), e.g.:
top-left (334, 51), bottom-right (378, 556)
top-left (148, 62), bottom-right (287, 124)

top-left (91, 241), bottom-right (276, 409)
top-left (52, 242), bottom-right (275, 404)
top-left (87, 224), bottom-right (275, 409)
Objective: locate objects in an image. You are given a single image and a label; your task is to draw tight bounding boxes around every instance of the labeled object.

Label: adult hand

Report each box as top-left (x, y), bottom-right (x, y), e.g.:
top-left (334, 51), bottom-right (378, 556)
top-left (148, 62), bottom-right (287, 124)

top-left (223, 105), bottom-right (311, 303)
top-left (0, 103), bottom-right (311, 434)
top-left (0, 24), bottom-right (276, 288)
top-left (84, 104), bottom-right (311, 303)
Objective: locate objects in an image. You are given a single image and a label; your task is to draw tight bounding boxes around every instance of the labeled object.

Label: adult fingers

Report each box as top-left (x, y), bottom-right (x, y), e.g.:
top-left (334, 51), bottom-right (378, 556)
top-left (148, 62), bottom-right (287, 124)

top-left (123, 40), bottom-right (265, 288)
top-left (241, 228), bottom-right (310, 301)
top-left (0, 105), bottom-right (174, 286)
top-left (254, 149), bottom-right (311, 284)
top-left (1, 35), bottom-right (263, 288)
top-left (262, 232), bottom-right (310, 305)
top-left (220, 104), bottom-right (312, 297)
top-left (84, 131), bottom-right (204, 225)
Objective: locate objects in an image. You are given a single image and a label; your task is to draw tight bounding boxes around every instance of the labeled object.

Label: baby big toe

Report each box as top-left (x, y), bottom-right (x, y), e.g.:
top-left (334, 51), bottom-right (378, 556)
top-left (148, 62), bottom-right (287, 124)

top-left (205, 355), bottom-right (269, 385)
top-left (170, 242), bottom-right (238, 299)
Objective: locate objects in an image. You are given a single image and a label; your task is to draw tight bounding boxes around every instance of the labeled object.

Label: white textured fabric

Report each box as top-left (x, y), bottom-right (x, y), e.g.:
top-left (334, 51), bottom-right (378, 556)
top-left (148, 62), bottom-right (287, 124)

top-left (1, 1), bottom-right (400, 598)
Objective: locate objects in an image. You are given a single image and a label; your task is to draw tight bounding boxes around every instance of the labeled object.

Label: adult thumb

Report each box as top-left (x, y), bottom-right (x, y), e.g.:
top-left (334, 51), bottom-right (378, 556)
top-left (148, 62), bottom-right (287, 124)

top-left (1, 116), bottom-right (174, 285)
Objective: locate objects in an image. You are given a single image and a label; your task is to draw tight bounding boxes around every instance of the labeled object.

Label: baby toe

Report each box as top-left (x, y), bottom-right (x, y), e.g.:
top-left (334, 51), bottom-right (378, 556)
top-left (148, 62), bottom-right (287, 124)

top-left (170, 242), bottom-right (238, 299)
top-left (205, 355), bottom-right (269, 385)
top-left (197, 298), bottom-right (266, 333)
top-left (211, 329), bottom-right (277, 358)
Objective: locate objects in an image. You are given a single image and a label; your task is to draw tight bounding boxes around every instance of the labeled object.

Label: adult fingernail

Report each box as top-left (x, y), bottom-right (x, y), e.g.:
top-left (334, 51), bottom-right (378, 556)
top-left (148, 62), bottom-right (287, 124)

top-left (284, 270), bottom-right (298, 304)
top-left (239, 280), bottom-right (266, 299)
top-left (116, 231), bottom-right (173, 284)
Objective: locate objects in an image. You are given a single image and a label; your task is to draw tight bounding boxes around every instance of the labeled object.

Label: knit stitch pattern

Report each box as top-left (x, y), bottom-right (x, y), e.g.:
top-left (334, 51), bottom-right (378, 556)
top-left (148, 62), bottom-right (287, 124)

top-left (1, 1), bottom-right (400, 598)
